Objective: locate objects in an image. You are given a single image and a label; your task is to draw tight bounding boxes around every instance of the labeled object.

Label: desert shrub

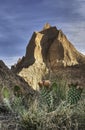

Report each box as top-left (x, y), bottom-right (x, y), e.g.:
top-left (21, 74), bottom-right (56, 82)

top-left (39, 80), bottom-right (67, 112)
top-left (2, 81), bottom-right (84, 130)
top-left (12, 96), bottom-right (25, 114)
top-left (19, 98), bottom-right (85, 130)
top-left (20, 81), bottom-right (84, 130)
top-left (51, 80), bottom-right (67, 105)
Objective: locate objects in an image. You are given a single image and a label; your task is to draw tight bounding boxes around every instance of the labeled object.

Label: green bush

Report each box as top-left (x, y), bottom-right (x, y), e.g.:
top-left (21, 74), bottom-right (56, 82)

top-left (2, 81), bottom-right (84, 130)
top-left (39, 80), bottom-right (67, 112)
top-left (20, 81), bottom-right (84, 130)
top-left (51, 81), bottom-right (66, 105)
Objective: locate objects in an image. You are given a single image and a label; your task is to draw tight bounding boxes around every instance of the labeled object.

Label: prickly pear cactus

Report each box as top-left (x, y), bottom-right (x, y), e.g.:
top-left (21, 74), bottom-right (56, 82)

top-left (14, 85), bottom-right (22, 97)
top-left (40, 87), bottom-right (53, 112)
top-left (67, 84), bottom-right (83, 104)
top-left (2, 87), bottom-right (10, 99)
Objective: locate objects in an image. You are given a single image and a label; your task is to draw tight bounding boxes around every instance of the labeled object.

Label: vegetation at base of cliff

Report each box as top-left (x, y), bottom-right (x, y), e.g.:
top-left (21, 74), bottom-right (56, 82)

top-left (0, 82), bottom-right (85, 130)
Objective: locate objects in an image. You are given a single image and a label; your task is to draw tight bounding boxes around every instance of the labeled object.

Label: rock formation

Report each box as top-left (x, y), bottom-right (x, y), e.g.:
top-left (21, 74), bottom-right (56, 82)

top-left (0, 60), bottom-right (37, 130)
top-left (11, 24), bottom-right (85, 90)
top-left (0, 60), bottom-right (34, 101)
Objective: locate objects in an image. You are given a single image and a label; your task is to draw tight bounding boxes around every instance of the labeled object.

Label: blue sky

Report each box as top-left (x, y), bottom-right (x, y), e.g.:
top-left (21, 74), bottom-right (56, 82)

top-left (0, 0), bottom-right (85, 67)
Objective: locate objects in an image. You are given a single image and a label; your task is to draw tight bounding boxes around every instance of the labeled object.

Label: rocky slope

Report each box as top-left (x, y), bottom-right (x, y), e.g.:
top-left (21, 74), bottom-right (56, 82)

top-left (12, 23), bottom-right (85, 90)
top-left (0, 60), bottom-right (34, 101)
top-left (0, 60), bottom-right (37, 130)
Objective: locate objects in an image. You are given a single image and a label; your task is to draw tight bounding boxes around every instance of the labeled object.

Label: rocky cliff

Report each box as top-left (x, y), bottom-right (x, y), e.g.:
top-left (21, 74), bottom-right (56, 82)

top-left (12, 24), bottom-right (85, 90)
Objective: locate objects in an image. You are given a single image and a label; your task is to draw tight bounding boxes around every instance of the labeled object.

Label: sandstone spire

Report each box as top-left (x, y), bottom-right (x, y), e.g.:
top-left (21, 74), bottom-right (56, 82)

top-left (11, 24), bottom-right (85, 90)
top-left (43, 23), bottom-right (51, 30)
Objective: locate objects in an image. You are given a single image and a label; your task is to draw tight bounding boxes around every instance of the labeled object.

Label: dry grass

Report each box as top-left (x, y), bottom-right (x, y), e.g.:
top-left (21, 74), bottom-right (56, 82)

top-left (0, 82), bottom-right (85, 130)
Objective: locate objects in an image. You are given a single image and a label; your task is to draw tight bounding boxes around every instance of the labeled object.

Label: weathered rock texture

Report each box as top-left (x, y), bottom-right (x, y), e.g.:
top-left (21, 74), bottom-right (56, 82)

top-left (12, 24), bottom-right (85, 90)
top-left (0, 60), bottom-right (37, 130)
top-left (0, 113), bottom-right (22, 130)
top-left (0, 60), bottom-right (34, 101)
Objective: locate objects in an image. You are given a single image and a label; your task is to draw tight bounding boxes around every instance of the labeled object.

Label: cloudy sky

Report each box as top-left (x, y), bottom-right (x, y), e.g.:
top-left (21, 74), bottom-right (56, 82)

top-left (0, 0), bottom-right (85, 67)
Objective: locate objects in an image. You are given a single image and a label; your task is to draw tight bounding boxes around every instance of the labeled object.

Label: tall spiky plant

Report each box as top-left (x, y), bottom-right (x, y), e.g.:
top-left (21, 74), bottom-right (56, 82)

top-left (39, 80), bottom-right (67, 112)
top-left (67, 83), bottom-right (83, 104)
top-left (39, 86), bottom-right (53, 112)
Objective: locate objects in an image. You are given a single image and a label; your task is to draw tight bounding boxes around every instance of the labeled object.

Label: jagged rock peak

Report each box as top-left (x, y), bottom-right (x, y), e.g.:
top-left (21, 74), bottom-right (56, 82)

top-left (43, 23), bottom-right (51, 30)
top-left (12, 24), bottom-right (85, 73)
top-left (11, 24), bottom-right (85, 90)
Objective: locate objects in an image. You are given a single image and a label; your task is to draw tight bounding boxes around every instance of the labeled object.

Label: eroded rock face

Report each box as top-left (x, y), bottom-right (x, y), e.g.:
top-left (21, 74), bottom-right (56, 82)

top-left (19, 62), bottom-right (48, 90)
top-left (0, 60), bottom-right (34, 101)
top-left (11, 24), bottom-right (85, 90)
